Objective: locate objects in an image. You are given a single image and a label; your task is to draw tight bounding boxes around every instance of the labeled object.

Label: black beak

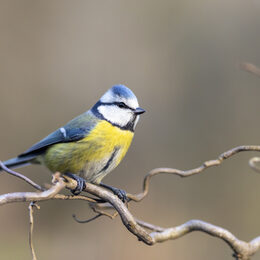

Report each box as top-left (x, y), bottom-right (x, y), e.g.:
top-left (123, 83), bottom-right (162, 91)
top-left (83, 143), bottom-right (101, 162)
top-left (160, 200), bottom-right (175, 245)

top-left (134, 107), bottom-right (146, 115)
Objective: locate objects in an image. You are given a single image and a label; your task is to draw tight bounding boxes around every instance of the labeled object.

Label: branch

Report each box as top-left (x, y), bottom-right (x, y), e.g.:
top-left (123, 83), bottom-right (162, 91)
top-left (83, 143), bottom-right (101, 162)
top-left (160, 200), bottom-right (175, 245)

top-left (72, 212), bottom-right (102, 223)
top-left (82, 182), bottom-right (154, 245)
top-left (127, 145), bottom-right (260, 202)
top-left (149, 220), bottom-right (260, 260)
top-left (77, 183), bottom-right (260, 260)
top-left (52, 193), bottom-right (101, 203)
top-left (1, 145), bottom-right (260, 259)
top-left (135, 218), bottom-right (165, 232)
top-left (28, 202), bottom-right (40, 260)
top-left (0, 173), bottom-right (65, 205)
top-left (0, 161), bottom-right (44, 191)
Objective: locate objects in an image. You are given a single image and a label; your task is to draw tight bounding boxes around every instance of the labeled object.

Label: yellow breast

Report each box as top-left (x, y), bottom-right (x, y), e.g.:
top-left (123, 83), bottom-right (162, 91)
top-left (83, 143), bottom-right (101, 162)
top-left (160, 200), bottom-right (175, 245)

top-left (79, 120), bottom-right (134, 160)
top-left (44, 120), bottom-right (134, 181)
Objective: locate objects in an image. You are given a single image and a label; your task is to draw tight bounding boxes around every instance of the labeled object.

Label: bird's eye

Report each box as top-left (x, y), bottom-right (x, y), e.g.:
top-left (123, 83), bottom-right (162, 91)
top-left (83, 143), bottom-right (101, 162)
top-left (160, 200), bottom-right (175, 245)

top-left (118, 102), bottom-right (128, 109)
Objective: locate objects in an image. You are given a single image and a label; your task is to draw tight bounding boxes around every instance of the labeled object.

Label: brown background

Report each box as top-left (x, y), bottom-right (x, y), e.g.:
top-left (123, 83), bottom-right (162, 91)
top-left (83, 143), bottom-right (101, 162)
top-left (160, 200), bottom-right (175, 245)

top-left (0, 1), bottom-right (260, 259)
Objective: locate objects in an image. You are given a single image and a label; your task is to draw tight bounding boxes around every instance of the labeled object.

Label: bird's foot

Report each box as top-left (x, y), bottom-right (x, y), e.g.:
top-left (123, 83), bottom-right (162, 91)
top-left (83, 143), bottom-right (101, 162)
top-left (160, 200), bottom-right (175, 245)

top-left (65, 173), bottom-right (86, 195)
top-left (100, 183), bottom-right (128, 203)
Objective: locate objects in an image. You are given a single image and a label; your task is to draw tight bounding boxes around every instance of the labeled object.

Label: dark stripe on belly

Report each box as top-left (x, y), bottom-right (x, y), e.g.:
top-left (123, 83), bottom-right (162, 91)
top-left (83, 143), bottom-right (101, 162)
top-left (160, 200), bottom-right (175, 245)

top-left (99, 146), bottom-right (120, 173)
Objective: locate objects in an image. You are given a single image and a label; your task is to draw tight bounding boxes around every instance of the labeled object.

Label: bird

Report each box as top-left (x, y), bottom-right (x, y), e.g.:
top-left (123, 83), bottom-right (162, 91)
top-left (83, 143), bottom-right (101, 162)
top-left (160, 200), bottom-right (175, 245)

top-left (1, 85), bottom-right (145, 201)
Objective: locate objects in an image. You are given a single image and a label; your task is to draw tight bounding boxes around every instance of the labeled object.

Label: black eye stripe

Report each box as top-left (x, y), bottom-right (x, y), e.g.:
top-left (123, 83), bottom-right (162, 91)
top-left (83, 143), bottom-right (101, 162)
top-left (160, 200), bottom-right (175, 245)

top-left (117, 102), bottom-right (128, 109)
top-left (116, 102), bottom-right (135, 111)
top-left (100, 101), bottom-right (134, 111)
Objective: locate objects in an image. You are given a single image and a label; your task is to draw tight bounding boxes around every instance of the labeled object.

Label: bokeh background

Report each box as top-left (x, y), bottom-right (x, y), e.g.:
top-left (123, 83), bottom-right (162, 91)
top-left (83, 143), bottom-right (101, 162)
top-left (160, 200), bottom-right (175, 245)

top-left (1, 0), bottom-right (260, 259)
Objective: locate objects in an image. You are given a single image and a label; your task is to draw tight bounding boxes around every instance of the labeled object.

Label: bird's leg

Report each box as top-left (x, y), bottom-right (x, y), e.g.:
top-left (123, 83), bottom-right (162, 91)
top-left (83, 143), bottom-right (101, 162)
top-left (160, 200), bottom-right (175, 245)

top-left (99, 183), bottom-right (128, 203)
top-left (64, 173), bottom-right (86, 195)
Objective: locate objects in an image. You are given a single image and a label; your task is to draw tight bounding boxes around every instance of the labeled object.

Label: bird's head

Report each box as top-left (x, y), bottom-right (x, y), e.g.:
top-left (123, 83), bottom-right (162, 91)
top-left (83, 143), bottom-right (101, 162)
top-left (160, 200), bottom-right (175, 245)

top-left (91, 84), bottom-right (145, 131)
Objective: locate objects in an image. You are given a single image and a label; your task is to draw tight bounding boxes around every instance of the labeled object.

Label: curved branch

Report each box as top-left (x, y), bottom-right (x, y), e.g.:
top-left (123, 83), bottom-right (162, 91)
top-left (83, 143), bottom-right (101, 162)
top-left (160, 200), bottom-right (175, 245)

top-left (149, 219), bottom-right (260, 260)
top-left (135, 218), bottom-right (165, 232)
top-left (128, 145), bottom-right (260, 201)
top-left (82, 182), bottom-right (154, 245)
top-left (0, 175), bottom-right (65, 205)
top-left (68, 179), bottom-right (260, 260)
top-left (72, 213), bottom-right (102, 223)
top-left (0, 161), bottom-right (44, 191)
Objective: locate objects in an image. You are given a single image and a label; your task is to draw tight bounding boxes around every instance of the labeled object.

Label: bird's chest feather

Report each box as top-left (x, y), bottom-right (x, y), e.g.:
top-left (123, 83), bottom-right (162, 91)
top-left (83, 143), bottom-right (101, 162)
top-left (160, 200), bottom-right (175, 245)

top-left (44, 121), bottom-right (134, 181)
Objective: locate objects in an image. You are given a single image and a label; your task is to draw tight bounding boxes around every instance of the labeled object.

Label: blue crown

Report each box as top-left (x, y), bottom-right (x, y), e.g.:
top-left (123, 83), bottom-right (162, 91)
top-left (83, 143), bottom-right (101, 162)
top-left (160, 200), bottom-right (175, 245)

top-left (111, 84), bottom-right (136, 100)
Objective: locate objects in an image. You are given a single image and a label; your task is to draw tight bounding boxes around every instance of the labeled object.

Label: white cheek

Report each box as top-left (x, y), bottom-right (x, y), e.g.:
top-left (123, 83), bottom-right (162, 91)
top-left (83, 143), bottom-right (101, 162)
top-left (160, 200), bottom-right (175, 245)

top-left (98, 105), bottom-right (133, 127)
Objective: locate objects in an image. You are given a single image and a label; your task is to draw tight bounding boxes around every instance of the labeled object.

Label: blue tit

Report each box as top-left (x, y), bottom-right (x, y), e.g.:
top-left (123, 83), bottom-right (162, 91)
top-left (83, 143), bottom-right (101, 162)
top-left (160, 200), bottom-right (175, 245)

top-left (1, 85), bottom-right (145, 200)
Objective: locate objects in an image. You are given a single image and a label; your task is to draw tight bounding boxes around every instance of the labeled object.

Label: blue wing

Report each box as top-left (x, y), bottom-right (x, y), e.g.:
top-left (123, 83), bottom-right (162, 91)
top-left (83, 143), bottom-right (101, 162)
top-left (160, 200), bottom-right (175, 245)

top-left (18, 111), bottom-right (98, 157)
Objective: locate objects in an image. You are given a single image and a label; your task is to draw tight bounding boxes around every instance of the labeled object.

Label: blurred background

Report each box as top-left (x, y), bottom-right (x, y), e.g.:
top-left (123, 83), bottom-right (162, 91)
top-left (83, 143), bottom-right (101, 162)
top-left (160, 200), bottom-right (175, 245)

top-left (0, 0), bottom-right (260, 259)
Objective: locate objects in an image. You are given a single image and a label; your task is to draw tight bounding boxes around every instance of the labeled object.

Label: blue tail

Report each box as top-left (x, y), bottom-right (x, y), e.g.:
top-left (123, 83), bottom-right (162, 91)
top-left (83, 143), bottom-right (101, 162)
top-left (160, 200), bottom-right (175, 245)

top-left (0, 154), bottom-right (37, 171)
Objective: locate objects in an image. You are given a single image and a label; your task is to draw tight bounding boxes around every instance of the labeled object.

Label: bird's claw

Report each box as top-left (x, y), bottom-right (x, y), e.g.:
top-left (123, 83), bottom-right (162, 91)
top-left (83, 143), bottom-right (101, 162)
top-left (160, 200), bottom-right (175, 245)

top-left (112, 188), bottom-right (128, 203)
top-left (65, 173), bottom-right (86, 195)
top-left (99, 183), bottom-right (128, 202)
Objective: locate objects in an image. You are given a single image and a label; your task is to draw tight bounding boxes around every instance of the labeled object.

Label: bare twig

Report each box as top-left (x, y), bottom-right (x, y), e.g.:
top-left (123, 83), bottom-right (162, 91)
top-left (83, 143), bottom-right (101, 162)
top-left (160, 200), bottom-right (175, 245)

top-left (0, 174), bottom-right (65, 205)
top-left (135, 219), bottom-right (165, 232)
top-left (72, 202), bottom-right (118, 224)
top-left (240, 62), bottom-right (260, 78)
top-left (128, 145), bottom-right (260, 201)
top-left (52, 193), bottom-right (101, 203)
top-left (48, 176), bottom-right (154, 244)
top-left (82, 182), bottom-right (154, 245)
top-left (28, 202), bottom-right (40, 260)
top-left (89, 203), bottom-right (118, 219)
top-left (149, 220), bottom-right (260, 260)
top-left (0, 161), bottom-right (44, 191)
top-left (72, 213), bottom-right (102, 223)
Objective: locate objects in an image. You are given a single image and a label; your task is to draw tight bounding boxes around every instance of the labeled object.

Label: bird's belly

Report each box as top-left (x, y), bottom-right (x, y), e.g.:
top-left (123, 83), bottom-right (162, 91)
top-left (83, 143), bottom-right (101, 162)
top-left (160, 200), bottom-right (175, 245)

top-left (43, 121), bottom-right (134, 183)
top-left (79, 145), bottom-right (122, 183)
